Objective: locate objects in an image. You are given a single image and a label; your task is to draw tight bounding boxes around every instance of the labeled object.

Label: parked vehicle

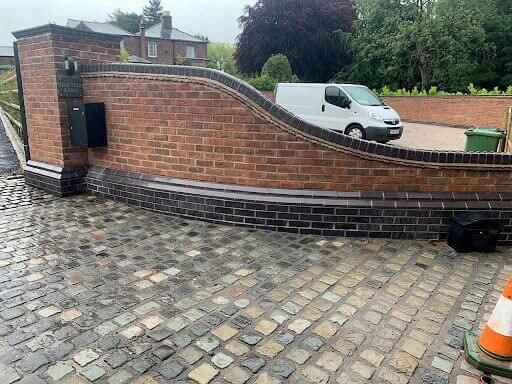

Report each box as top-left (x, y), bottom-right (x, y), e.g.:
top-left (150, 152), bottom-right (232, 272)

top-left (275, 83), bottom-right (403, 143)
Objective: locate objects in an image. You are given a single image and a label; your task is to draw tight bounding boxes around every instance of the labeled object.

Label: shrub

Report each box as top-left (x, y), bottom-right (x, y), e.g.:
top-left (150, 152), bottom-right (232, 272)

top-left (377, 83), bottom-right (512, 96)
top-left (120, 48), bottom-right (129, 63)
top-left (428, 86), bottom-right (438, 96)
top-left (247, 74), bottom-right (277, 91)
top-left (261, 54), bottom-right (293, 83)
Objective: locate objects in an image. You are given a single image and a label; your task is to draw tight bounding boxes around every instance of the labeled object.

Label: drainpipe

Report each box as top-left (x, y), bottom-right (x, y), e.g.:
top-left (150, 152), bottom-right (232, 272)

top-left (140, 21), bottom-right (147, 60)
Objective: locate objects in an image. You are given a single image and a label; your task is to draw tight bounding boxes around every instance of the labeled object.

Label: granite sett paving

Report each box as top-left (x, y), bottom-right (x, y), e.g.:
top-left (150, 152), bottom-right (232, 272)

top-left (0, 176), bottom-right (511, 383)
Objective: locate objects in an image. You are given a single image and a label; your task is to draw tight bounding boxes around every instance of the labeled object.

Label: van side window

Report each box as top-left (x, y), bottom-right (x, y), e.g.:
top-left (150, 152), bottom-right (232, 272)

top-left (325, 86), bottom-right (348, 108)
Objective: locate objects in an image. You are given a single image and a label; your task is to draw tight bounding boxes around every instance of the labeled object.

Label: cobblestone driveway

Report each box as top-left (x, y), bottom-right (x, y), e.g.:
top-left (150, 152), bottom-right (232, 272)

top-left (1, 176), bottom-right (510, 384)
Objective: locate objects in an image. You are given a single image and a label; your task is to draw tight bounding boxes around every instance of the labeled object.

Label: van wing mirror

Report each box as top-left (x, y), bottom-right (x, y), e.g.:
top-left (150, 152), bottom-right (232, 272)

top-left (341, 98), bottom-right (351, 109)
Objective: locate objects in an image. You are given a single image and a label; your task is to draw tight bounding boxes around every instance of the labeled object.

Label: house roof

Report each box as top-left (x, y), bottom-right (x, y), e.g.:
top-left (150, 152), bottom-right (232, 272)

top-left (128, 55), bottom-right (152, 64)
top-left (67, 19), bottom-right (134, 36)
top-left (138, 22), bottom-right (206, 43)
top-left (0, 46), bottom-right (14, 57)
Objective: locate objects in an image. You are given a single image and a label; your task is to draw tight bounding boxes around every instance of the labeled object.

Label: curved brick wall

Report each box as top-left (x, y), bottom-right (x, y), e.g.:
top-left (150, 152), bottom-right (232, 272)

top-left (15, 26), bottom-right (512, 242)
top-left (80, 64), bottom-right (512, 193)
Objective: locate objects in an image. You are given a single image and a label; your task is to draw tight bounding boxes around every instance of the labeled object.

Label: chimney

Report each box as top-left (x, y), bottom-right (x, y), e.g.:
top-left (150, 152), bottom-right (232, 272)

top-left (161, 11), bottom-right (172, 38)
top-left (140, 20), bottom-right (147, 60)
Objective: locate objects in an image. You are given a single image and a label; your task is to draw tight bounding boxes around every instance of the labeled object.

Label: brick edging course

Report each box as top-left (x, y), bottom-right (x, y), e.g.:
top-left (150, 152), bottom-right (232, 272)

top-left (81, 63), bottom-right (512, 170)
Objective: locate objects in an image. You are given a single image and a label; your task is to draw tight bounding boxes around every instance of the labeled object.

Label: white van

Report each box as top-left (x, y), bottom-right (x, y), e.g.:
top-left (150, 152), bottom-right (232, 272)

top-left (275, 83), bottom-right (403, 143)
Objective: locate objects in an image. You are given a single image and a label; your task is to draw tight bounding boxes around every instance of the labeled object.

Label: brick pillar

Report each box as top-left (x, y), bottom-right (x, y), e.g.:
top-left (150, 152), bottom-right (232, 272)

top-left (13, 24), bottom-right (121, 196)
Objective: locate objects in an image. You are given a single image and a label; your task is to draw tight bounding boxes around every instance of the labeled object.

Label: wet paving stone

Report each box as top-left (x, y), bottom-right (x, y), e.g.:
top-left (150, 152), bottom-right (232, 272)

top-left (0, 176), bottom-right (510, 383)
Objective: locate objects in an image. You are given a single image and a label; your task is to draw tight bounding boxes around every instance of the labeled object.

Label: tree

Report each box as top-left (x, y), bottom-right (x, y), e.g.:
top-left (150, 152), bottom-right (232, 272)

top-left (339, 0), bottom-right (492, 91)
top-left (108, 9), bottom-right (143, 34)
top-left (143, 0), bottom-right (164, 28)
top-left (262, 54), bottom-right (293, 83)
top-left (207, 42), bottom-right (238, 75)
top-left (235, 0), bottom-right (357, 82)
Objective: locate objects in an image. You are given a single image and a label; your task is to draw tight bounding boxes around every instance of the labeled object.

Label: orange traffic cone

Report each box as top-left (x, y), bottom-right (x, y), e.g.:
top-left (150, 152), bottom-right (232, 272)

top-left (478, 278), bottom-right (512, 360)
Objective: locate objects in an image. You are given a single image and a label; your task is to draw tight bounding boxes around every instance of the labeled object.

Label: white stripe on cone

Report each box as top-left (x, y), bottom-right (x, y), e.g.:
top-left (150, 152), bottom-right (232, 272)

top-left (487, 295), bottom-right (512, 337)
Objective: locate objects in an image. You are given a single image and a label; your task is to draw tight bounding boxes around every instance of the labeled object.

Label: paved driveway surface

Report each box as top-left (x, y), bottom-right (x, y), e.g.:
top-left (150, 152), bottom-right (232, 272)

top-left (0, 177), bottom-right (510, 384)
top-left (0, 118), bottom-right (19, 175)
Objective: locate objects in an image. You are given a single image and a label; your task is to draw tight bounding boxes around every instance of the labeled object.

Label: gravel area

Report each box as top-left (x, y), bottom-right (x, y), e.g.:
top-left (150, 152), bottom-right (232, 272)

top-left (0, 118), bottom-right (19, 175)
top-left (394, 122), bottom-right (467, 151)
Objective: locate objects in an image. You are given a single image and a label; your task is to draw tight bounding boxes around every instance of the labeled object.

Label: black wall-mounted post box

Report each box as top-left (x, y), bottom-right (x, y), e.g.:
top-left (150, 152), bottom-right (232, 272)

top-left (69, 103), bottom-right (107, 148)
top-left (448, 212), bottom-right (501, 253)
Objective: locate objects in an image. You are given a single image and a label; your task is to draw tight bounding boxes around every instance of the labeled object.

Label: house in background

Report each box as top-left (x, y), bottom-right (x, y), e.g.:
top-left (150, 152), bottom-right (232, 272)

top-left (0, 46), bottom-right (14, 66)
top-left (67, 11), bottom-right (208, 67)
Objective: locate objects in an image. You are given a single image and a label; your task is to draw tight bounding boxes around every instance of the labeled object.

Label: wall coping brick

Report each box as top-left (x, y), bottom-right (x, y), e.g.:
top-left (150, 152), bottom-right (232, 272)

top-left (81, 63), bottom-right (512, 170)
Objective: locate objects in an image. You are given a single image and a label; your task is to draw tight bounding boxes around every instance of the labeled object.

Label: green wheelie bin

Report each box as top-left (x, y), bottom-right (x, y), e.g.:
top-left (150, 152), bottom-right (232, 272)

top-left (464, 127), bottom-right (507, 152)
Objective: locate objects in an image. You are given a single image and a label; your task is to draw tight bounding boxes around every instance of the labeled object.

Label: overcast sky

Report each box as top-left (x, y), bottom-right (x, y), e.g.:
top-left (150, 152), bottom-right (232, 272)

top-left (1, 0), bottom-right (256, 46)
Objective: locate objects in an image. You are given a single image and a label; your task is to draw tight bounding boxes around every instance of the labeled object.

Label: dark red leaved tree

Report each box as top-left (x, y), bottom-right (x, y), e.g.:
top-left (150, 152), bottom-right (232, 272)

top-left (235, 0), bottom-right (357, 82)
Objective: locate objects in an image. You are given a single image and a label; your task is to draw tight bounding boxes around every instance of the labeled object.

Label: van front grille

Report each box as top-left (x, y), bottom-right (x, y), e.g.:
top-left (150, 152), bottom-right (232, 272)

top-left (384, 119), bottom-right (400, 125)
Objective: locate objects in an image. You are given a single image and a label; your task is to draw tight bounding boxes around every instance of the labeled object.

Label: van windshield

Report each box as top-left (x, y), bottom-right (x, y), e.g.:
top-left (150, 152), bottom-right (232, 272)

top-left (341, 86), bottom-right (385, 106)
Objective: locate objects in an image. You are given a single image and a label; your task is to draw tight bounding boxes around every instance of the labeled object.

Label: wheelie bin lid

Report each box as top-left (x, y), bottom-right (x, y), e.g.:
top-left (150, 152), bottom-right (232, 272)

top-left (465, 127), bottom-right (507, 138)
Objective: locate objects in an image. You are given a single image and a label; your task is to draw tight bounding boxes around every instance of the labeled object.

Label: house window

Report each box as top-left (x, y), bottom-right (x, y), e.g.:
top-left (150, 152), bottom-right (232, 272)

top-left (148, 41), bottom-right (157, 58)
top-left (186, 45), bottom-right (196, 59)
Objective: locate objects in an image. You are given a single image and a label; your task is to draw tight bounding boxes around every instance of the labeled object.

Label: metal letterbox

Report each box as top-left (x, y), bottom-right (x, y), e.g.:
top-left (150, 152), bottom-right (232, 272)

top-left (69, 103), bottom-right (107, 148)
top-left (448, 212), bottom-right (501, 253)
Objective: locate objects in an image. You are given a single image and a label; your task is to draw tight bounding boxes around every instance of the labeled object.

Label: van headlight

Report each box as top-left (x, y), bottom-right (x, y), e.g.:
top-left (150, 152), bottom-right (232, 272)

top-left (369, 112), bottom-right (383, 121)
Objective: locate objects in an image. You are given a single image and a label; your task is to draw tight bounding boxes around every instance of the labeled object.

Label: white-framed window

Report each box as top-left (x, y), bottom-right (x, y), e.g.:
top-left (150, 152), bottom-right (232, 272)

top-left (186, 45), bottom-right (196, 59)
top-left (148, 41), bottom-right (157, 58)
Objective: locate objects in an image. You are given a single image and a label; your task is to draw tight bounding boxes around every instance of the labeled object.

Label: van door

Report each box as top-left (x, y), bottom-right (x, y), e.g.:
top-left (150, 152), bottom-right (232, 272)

top-left (317, 86), bottom-right (352, 132)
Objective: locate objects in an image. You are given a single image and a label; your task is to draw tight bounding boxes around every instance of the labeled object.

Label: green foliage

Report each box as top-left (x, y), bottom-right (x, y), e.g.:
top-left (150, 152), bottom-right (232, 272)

top-left (107, 9), bottom-right (143, 33)
top-left (207, 42), bottom-right (238, 75)
top-left (0, 70), bottom-right (21, 125)
top-left (194, 34), bottom-right (210, 43)
top-left (120, 48), bottom-right (130, 64)
top-left (0, 65), bottom-right (15, 72)
top-left (339, 0), bottom-right (493, 92)
top-left (235, 0), bottom-right (357, 82)
top-left (428, 86), bottom-right (438, 96)
top-left (247, 74), bottom-right (277, 91)
top-left (377, 83), bottom-right (512, 96)
top-left (143, 0), bottom-right (163, 28)
top-left (261, 54), bottom-right (293, 83)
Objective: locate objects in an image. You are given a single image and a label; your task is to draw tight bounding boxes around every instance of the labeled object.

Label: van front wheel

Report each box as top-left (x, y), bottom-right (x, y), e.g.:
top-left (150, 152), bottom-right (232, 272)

top-left (345, 125), bottom-right (365, 140)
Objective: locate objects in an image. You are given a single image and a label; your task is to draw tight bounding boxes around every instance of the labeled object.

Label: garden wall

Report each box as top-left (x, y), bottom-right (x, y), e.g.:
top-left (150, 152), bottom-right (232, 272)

top-left (14, 24), bottom-right (512, 243)
top-left (381, 96), bottom-right (511, 129)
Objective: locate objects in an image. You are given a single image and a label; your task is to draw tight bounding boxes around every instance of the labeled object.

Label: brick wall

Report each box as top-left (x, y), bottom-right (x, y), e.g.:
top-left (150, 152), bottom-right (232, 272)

top-left (15, 25), bottom-right (120, 168)
top-left (382, 96), bottom-right (512, 128)
top-left (174, 41), bottom-right (207, 66)
top-left (81, 73), bottom-right (512, 193)
top-left (122, 36), bottom-right (207, 66)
